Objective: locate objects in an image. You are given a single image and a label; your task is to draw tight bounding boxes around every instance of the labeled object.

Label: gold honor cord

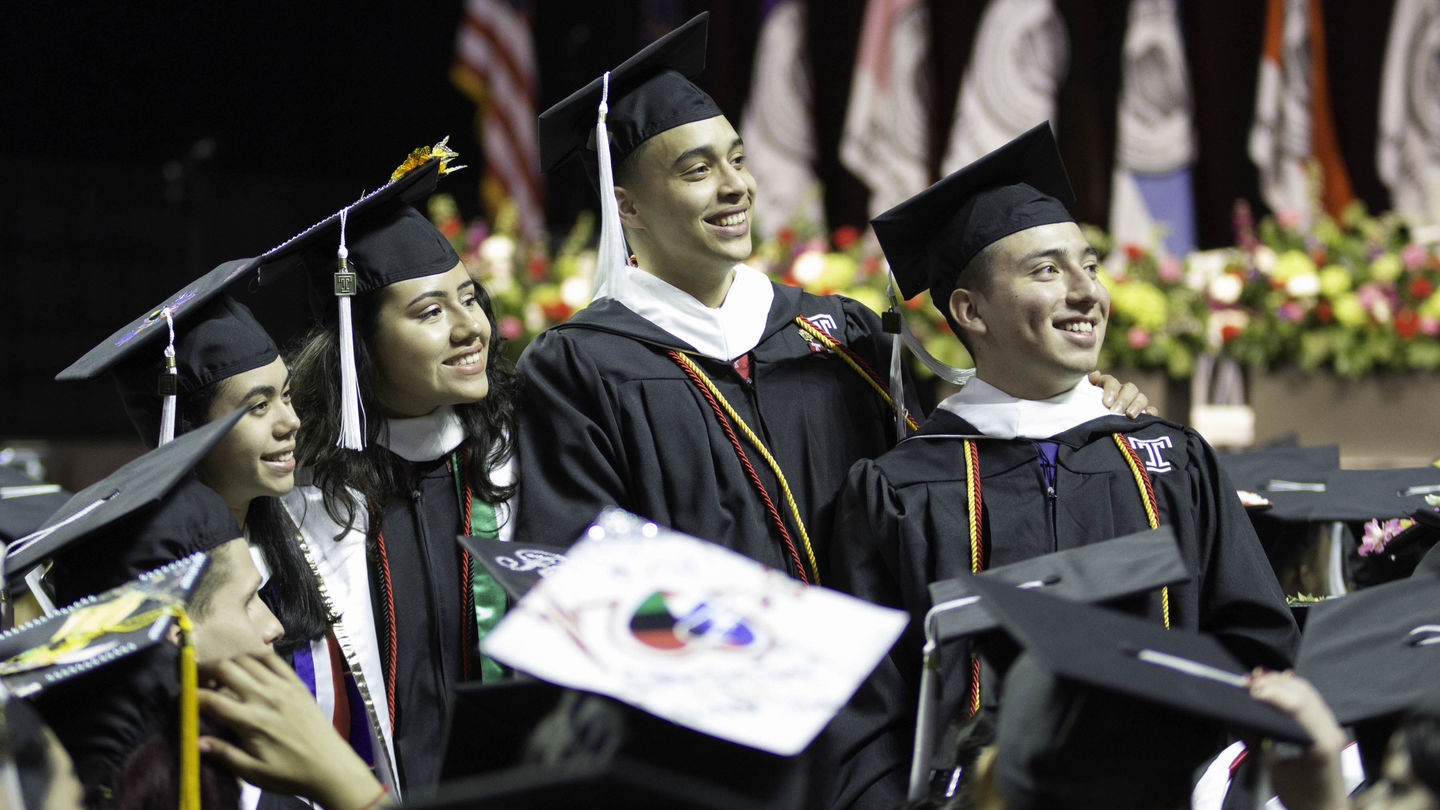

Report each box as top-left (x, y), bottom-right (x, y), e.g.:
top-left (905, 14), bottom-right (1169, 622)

top-left (669, 352), bottom-right (821, 584)
top-left (1112, 433), bottom-right (1171, 629)
top-left (793, 317), bottom-right (920, 433)
top-left (1, 605), bottom-right (200, 810)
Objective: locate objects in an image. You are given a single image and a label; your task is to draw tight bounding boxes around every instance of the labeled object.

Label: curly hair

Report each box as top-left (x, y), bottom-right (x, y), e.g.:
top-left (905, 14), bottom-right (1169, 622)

top-left (288, 276), bottom-right (518, 538)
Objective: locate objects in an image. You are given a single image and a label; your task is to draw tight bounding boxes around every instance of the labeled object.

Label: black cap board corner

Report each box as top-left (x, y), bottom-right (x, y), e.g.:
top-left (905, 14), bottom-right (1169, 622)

top-left (0, 468), bottom-right (70, 543)
top-left (537, 12), bottom-right (720, 175)
top-left (3, 406), bottom-right (247, 584)
top-left (925, 526), bottom-right (1188, 643)
top-left (873, 121), bottom-right (1076, 305)
top-left (458, 535), bottom-right (567, 601)
top-left (963, 573), bottom-right (1312, 745)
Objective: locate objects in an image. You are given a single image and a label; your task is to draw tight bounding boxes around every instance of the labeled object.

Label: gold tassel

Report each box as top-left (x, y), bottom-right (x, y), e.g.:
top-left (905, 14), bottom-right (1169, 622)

top-left (175, 609), bottom-right (200, 810)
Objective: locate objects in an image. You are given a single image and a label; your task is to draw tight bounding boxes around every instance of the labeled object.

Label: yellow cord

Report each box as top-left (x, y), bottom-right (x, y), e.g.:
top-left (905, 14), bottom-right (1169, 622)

top-left (793, 317), bottom-right (919, 432)
top-left (672, 352), bottom-right (821, 583)
top-left (1113, 434), bottom-right (1170, 628)
top-left (175, 609), bottom-right (199, 810)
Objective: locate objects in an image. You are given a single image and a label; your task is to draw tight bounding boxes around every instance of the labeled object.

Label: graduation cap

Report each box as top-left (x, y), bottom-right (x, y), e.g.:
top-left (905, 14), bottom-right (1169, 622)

top-left (908, 527), bottom-right (1188, 800)
top-left (458, 535), bottom-right (566, 600)
top-left (536, 13), bottom-right (722, 300)
top-left (253, 141), bottom-right (464, 451)
top-left (428, 678), bottom-right (809, 809)
top-left (872, 122), bottom-right (1076, 310)
top-left (1296, 573), bottom-right (1440, 775)
top-left (3, 406), bottom-right (245, 606)
top-left (54, 259), bottom-right (272, 447)
top-left (0, 554), bottom-right (209, 809)
top-left (0, 468), bottom-right (69, 544)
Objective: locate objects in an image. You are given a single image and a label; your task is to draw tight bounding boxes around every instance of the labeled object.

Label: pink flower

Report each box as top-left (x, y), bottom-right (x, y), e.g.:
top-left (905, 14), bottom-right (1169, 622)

top-left (1278, 300), bottom-right (1305, 322)
top-left (1127, 327), bottom-right (1152, 349)
top-left (1402, 242), bottom-right (1428, 271)
top-left (1157, 255), bottom-right (1183, 284)
top-left (1420, 315), bottom-right (1440, 336)
top-left (1359, 518), bottom-right (1413, 556)
top-left (498, 315), bottom-right (524, 341)
top-left (1275, 208), bottom-right (1303, 229)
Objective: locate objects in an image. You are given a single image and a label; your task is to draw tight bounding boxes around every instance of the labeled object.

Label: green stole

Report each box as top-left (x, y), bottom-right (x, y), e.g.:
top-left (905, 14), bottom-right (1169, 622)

top-left (452, 448), bottom-right (507, 683)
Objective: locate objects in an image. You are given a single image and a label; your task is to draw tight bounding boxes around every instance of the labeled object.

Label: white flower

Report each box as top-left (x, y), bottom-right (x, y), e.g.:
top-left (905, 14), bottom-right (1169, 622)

top-left (480, 235), bottom-right (516, 265)
top-left (1285, 272), bottom-right (1321, 298)
top-left (560, 275), bottom-right (590, 309)
top-left (791, 250), bottom-right (826, 285)
top-left (1252, 245), bottom-right (1277, 275)
top-left (1186, 249), bottom-right (1231, 292)
top-left (1208, 273), bottom-right (1243, 305)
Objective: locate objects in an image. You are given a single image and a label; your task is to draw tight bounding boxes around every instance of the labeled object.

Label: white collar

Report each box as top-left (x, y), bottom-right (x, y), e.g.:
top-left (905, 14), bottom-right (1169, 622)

top-left (609, 263), bottom-right (774, 361)
top-left (378, 405), bottom-right (466, 462)
top-left (936, 378), bottom-right (1112, 439)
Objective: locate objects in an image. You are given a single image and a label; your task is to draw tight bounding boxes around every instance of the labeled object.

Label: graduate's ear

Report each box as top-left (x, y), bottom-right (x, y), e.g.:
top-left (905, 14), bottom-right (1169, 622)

top-left (615, 185), bottom-right (645, 231)
top-left (950, 287), bottom-right (986, 339)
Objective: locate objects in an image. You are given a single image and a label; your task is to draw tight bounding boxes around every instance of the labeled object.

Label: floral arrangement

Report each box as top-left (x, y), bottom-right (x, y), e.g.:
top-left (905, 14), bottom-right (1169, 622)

top-left (434, 195), bottom-right (1440, 378)
top-left (1359, 517), bottom-right (1416, 557)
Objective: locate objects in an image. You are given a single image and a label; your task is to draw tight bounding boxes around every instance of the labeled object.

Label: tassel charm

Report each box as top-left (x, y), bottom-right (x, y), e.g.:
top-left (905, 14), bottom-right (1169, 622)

top-left (591, 71), bottom-right (629, 301)
top-left (157, 308), bottom-right (180, 446)
top-left (335, 208), bottom-right (366, 451)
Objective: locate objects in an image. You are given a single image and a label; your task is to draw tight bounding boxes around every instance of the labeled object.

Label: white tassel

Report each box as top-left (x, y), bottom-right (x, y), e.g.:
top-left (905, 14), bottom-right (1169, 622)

top-left (592, 71), bottom-right (629, 301)
top-left (158, 307), bottom-right (179, 446)
top-left (335, 208), bottom-right (365, 451)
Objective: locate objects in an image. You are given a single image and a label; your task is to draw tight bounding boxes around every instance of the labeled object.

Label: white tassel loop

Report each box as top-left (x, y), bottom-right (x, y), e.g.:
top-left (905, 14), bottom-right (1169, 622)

top-left (158, 307), bottom-right (179, 446)
top-left (591, 71), bottom-right (629, 301)
top-left (335, 207), bottom-right (366, 451)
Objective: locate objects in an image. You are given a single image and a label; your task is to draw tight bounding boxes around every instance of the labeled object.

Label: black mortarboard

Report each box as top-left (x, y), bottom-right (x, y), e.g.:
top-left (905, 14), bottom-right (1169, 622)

top-left (924, 527), bottom-right (1188, 642)
top-left (1218, 443), bottom-right (1341, 495)
top-left (55, 258), bottom-right (275, 447)
top-left (254, 142), bottom-right (464, 450)
top-left (0, 555), bottom-right (209, 807)
top-left (0, 468), bottom-right (69, 544)
top-left (428, 679), bottom-right (810, 810)
top-left (908, 528), bottom-right (1188, 800)
top-left (963, 574), bottom-right (1312, 744)
top-left (458, 535), bottom-right (566, 601)
top-left (872, 122), bottom-right (1076, 309)
top-left (537, 13), bottom-right (721, 175)
top-left (1296, 573), bottom-right (1440, 730)
top-left (3, 407), bottom-right (245, 600)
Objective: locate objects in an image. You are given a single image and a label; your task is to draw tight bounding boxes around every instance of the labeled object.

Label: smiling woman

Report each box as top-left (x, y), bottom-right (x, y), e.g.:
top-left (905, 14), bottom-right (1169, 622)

top-left (281, 191), bottom-right (519, 796)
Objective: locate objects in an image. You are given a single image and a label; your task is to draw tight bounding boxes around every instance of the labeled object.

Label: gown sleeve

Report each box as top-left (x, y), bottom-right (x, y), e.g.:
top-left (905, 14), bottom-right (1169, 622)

top-left (513, 329), bottom-right (630, 548)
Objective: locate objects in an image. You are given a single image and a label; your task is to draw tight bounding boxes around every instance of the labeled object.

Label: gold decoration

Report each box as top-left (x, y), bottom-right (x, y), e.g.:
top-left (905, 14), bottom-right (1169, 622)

top-left (391, 135), bottom-right (467, 182)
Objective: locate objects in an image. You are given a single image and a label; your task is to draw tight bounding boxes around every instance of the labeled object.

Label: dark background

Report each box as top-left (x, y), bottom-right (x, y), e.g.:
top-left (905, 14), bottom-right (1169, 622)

top-left (0, 0), bottom-right (1397, 456)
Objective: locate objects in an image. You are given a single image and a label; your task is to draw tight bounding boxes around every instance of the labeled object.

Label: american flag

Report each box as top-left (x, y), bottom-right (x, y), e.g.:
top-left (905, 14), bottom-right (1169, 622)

top-left (452, 0), bottom-right (544, 239)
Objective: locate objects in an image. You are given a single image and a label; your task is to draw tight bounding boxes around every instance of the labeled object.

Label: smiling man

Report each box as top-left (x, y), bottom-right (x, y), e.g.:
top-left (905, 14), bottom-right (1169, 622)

top-left (828, 123), bottom-right (1300, 800)
top-left (515, 14), bottom-right (917, 588)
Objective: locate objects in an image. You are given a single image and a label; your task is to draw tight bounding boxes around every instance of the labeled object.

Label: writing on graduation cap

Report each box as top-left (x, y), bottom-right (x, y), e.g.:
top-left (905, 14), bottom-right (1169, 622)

top-left (1129, 436), bottom-right (1174, 474)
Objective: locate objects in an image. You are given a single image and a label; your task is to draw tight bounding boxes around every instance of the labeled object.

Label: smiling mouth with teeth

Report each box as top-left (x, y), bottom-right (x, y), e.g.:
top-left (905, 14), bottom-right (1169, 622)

top-left (447, 351), bottom-right (485, 366)
top-left (711, 211), bottom-right (747, 227)
top-left (262, 450), bottom-right (293, 462)
top-left (1059, 321), bottom-right (1095, 334)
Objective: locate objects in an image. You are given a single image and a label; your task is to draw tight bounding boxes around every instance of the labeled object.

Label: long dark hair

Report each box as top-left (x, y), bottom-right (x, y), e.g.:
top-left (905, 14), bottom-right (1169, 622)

top-left (289, 276), bottom-right (518, 536)
top-left (182, 383), bottom-right (330, 655)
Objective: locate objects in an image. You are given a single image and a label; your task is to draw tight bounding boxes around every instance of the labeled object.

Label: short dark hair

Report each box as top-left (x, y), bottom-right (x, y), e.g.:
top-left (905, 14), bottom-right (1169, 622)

top-left (944, 239), bottom-right (1001, 356)
top-left (188, 544), bottom-right (232, 621)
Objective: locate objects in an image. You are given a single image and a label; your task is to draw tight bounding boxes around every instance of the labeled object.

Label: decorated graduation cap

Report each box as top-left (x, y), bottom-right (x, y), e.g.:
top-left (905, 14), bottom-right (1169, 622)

top-left (908, 527), bottom-right (1188, 800)
top-left (0, 554), bottom-right (210, 810)
top-left (55, 258), bottom-right (274, 447)
top-left (873, 122), bottom-right (1076, 311)
top-left (3, 407), bottom-right (245, 608)
top-left (0, 468), bottom-right (69, 544)
top-left (1296, 573), bottom-right (1440, 774)
top-left (458, 535), bottom-right (566, 601)
top-left (255, 140), bottom-right (465, 451)
top-left (537, 13), bottom-right (722, 300)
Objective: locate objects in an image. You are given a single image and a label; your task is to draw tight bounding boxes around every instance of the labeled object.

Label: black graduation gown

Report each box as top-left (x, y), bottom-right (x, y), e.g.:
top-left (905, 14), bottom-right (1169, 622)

top-left (514, 281), bottom-right (911, 579)
top-left (829, 410), bottom-right (1301, 791)
top-left (371, 450), bottom-right (477, 790)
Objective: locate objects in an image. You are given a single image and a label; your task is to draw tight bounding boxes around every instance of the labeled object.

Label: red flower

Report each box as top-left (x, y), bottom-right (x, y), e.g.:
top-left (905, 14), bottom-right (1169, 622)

top-left (860, 255), bottom-right (883, 275)
top-left (526, 255), bottom-right (548, 282)
top-left (833, 225), bottom-right (861, 250)
top-left (1124, 243), bottom-right (1145, 260)
top-left (1310, 248), bottom-right (1327, 265)
top-left (540, 300), bottom-right (572, 322)
top-left (439, 218), bottom-right (463, 239)
top-left (1410, 277), bottom-right (1435, 300)
top-left (1220, 324), bottom-right (1243, 342)
top-left (1316, 300), bottom-right (1334, 322)
top-left (1396, 308), bottom-right (1420, 339)
top-left (777, 225), bottom-right (796, 246)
